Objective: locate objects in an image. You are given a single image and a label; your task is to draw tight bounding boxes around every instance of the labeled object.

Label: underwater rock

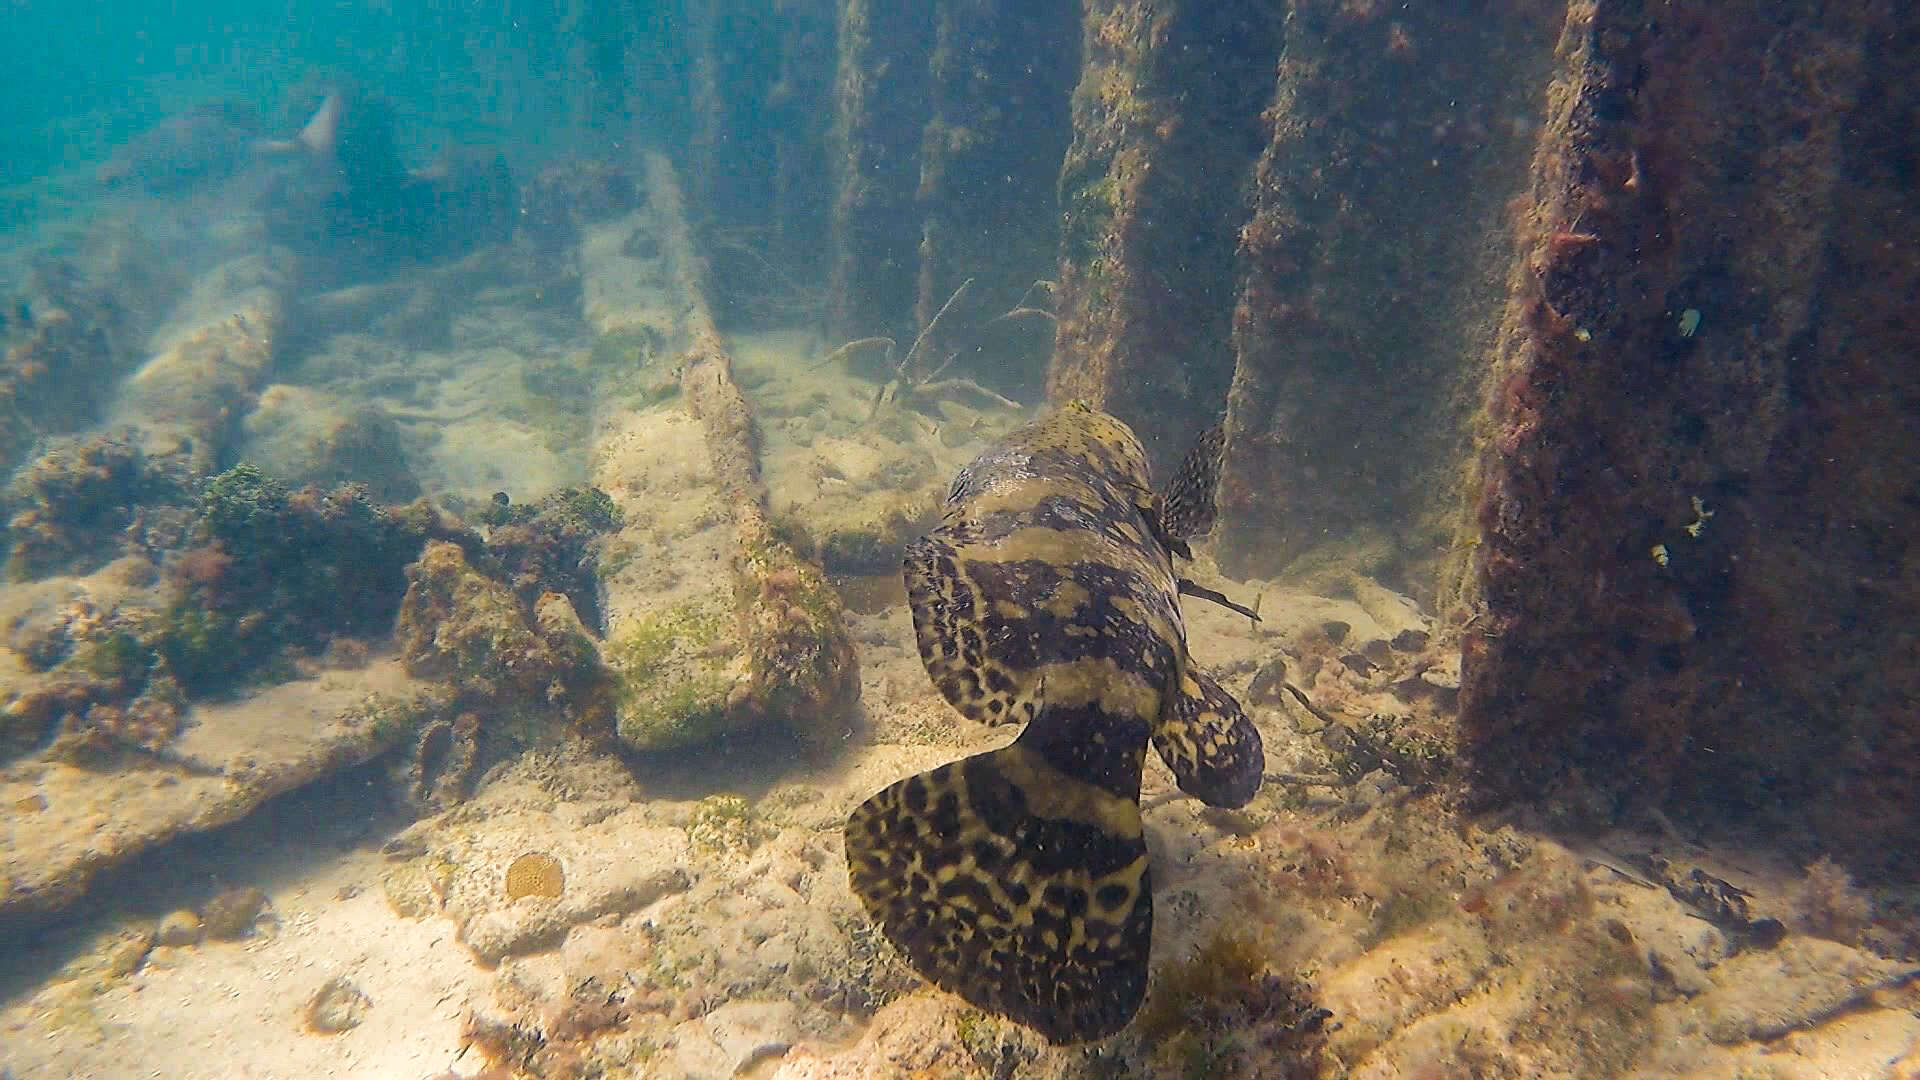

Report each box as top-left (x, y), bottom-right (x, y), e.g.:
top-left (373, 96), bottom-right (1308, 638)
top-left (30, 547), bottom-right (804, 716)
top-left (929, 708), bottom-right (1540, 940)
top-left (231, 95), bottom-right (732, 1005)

top-left (604, 594), bottom-right (747, 752)
top-left (684, 794), bottom-right (769, 857)
top-left (6, 588), bottom-right (88, 672)
top-left (236, 385), bottom-right (420, 504)
top-left (381, 856), bottom-right (455, 921)
top-left (1, 292), bottom-right (125, 477)
top-left (156, 466), bottom-right (434, 694)
top-left (479, 486), bottom-right (622, 633)
top-left (96, 102), bottom-right (264, 193)
top-left (1348, 577), bottom-right (1431, 646)
top-left (154, 908), bottom-right (203, 947)
top-left (395, 540), bottom-right (584, 707)
top-left (812, 498), bottom-right (940, 577)
top-left (386, 518), bottom-right (616, 777)
top-left (1, 571), bottom-right (197, 766)
top-left (302, 975), bottom-right (372, 1033)
top-left (667, 1000), bottom-right (798, 1079)
top-left (44, 674), bottom-right (186, 763)
top-left (1416, 651), bottom-right (1461, 691)
top-left (109, 251), bottom-right (290, 472)
top-left (1246, 655), bottom-right (1291, 705)
top-left (738, 541), bottom-right (860, 741)
top-left (2, 663), bottom-right (104, 763)
top-left (100, 929), bottom-right (155, 978)
top-left (201, 885), bottom-right (270, 940)
top-left (401, 710), bottom-right (482, 810)
top-left (585, 154), bottom-right (858, 755)
top-left (603, 538), bottom-right (858, 754)
top-left (0, 668), bottom-right (435, 927)
top-left (3, 434), bottom-right (189, 582)
top-left (534, 591), bottom-right (598, 665)
top-left (456, 824), bottom-right (690, 965)
top-left (1695, 937), bottom-right (1920, 1045)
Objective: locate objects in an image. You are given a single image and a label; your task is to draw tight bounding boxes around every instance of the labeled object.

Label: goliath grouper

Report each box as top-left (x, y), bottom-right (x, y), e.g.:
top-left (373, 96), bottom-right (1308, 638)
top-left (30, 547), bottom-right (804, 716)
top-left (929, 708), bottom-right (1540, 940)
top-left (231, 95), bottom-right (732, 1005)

top-left (844, 401), bottom-right (1264, 1043)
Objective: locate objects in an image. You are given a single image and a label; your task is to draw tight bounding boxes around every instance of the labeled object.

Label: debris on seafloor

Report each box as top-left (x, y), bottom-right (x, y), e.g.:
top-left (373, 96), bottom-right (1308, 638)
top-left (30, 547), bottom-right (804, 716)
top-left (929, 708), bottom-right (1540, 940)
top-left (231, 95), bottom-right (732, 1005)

top-left (1639, 852), bottom-right (1788, 949)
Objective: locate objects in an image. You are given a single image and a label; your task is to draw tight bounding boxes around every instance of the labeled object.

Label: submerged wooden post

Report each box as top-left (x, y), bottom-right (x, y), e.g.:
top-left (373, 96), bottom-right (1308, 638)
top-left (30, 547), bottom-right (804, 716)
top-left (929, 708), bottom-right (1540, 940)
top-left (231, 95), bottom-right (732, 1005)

top-left (584, 152), bottom-right (858, 753)
top-left (1044, 0), bottom-right (1282, 473)
top-left (910, 0), bottom-right (1075, 383)
top-left (825, 0), bottom-right (936, 349)
top-left (1461, 1), bottom-right (1920, 874)
top-left (1216, 4), bottom-right (1559, 584)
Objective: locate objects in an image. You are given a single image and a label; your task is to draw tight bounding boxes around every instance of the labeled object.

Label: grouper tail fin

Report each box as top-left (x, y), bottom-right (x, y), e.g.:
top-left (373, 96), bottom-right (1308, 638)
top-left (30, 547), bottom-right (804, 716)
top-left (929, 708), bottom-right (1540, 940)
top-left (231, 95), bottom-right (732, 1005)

top-left (843, 741), bottom-right (1152, 1043)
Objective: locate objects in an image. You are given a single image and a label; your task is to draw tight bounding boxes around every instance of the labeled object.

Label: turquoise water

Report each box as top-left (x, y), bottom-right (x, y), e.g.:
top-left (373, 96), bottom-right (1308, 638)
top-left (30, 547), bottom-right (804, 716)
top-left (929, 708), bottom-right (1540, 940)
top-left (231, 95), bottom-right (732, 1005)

top-left (1, 4), bottom-right (1916, 1078)
top-left (2, 0), bottom-right (682, 195)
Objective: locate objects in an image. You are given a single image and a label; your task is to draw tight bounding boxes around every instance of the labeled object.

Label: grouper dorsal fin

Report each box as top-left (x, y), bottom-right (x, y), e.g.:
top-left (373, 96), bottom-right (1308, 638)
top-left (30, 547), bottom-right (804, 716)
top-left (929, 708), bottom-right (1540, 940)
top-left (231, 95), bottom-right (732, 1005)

top-left (1158, 424), bottom-right (1226, 541)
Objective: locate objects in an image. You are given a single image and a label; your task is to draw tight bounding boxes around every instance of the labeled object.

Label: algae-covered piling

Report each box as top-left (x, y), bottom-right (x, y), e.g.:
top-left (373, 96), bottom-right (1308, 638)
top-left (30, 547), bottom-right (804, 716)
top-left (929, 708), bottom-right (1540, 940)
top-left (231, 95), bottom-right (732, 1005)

top-left (586, 152), bottom-right (857, 752)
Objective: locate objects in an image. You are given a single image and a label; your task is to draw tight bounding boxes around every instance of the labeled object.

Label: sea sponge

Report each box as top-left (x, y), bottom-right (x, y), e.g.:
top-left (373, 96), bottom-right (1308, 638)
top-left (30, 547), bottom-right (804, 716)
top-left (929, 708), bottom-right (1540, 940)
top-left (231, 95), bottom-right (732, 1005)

top-left (505, 852), bottom-right (566, 900)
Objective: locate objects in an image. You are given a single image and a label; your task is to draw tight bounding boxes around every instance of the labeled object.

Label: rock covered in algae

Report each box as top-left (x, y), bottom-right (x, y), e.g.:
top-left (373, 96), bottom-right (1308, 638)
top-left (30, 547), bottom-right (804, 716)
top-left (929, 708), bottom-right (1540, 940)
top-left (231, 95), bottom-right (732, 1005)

top-left (151, 465), bottom-right (437, 695)
top-left (738, 541), bottom-right (859, 740)
top-left (605, 594), bottom-right (745, 751)
top-left (607, 539), bottom-right (857, 753)
top-left (395, 540), bottom-right (584, 705)
top-left (478, 485), bottom-right (623, 633)
top-left (2, 434), bottom-right (189, 582)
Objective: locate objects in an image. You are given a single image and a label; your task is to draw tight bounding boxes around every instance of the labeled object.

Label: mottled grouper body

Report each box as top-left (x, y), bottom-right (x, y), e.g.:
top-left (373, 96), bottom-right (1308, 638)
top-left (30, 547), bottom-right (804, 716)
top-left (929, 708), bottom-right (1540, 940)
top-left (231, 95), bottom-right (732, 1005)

top-left (844, 401), bottom-right (1263, 1043)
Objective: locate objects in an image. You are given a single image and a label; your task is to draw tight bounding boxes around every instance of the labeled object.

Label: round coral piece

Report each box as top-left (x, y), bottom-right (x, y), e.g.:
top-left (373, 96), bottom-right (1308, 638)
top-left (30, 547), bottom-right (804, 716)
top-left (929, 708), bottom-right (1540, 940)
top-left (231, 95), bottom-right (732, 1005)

top-left (504, 852), bottom-right (565, 900)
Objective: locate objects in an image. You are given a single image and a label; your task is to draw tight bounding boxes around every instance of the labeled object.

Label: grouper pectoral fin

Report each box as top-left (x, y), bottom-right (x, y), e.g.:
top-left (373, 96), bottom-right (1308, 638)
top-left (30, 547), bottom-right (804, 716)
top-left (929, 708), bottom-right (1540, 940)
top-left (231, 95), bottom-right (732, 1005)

top-left (903, 532), bottom-right (1047, 729)
top-left (842, 740), bottom-right (1153, 1044)
top-left (1153, 664), bottom-right (1265, 808)
top-left (1177, 576), bottom-right (1262, 623)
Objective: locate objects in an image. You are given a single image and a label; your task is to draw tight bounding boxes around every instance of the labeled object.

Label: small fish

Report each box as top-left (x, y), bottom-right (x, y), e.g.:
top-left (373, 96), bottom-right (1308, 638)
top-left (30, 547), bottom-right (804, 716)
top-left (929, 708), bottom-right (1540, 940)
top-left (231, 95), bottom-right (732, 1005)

top-left (844, 402), bottom-right (1263, 1043)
